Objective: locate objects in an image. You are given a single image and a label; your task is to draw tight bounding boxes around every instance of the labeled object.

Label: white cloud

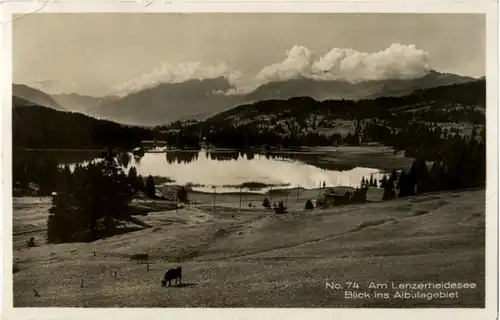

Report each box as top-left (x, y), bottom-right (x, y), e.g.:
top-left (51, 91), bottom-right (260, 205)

top-left (256, 45), bottom-right (316, 82)
top-left (111, 44), bottom-right (431, 96)
top-left (111, 62), bottom-right (243, 96)
top-left (256, 43), bottom-right (430, 84)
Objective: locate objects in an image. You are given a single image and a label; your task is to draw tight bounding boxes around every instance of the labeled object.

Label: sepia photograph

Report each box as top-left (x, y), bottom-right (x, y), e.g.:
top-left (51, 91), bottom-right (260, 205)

top-left (2, 4), bottom-right (498, 317)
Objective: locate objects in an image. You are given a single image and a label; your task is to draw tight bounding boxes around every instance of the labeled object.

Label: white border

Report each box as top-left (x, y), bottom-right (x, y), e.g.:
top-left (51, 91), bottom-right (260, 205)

top-left (1, 2), bottom-right (498, 320)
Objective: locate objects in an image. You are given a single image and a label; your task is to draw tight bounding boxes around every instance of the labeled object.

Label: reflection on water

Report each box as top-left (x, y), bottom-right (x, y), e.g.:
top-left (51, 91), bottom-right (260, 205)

top-left (18, 149), bottom-right (386, 193)
top-left (127, 150), bottom-right (384, 193)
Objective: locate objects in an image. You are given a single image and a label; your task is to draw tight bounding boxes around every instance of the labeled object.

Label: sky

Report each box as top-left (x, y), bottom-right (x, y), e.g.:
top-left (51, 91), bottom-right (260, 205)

top-left (13, 13), bottom-right (485, 97)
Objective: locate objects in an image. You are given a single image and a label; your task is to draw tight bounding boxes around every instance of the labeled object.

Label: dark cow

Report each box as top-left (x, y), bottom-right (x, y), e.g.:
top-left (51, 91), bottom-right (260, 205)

top-left (161, 266), bottom-right (182, 287)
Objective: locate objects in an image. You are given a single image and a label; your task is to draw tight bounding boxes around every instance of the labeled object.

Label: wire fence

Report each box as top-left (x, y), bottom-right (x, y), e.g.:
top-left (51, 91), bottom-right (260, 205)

top-left (171, 184), bottom-right (331, 214)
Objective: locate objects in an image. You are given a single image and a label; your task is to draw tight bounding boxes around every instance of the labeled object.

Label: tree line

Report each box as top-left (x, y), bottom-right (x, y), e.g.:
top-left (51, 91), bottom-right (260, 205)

top-left (13, 105), bottom-right (155, 150)
top-left (12, 148), bottom-right (194, 243)
top-left (373, 129), bottom-right (485, 200)
top-left (30, 150), bottom-right (187, 243)
top-left (155, 79), bottom-right (485, 151)
top-left (13, 154), bottom-right (144, 197)
top-left (324, 127), bottom-right (485, 207)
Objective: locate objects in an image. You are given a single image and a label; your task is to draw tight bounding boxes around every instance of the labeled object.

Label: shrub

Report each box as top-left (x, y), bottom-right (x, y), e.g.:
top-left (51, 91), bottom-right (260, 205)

top-left (274, 201), bottom-right (287, 214)
top-left (26, 237), bottom-right (36, 248)
top-left (262, 197), bottom-right (270, 209)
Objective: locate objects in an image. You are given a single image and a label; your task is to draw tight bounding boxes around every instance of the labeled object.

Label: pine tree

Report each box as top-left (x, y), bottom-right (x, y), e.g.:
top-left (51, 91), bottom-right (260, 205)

top-left (262, 197), bottom-right (270, 209)
top-left (145, 175), bottom-right (156, 198)
top-left (380, 175), bottom-right (388, 189)
top-left (361, 177), bottom-right (366, 188)
top-left (47, 149), bottom-right (134, 243)
top-left (382, 170), bottom-right (398, 200)
top-left (382, 180), bottom-right (393, 201)
top-left (38, 158), bottom-right (59, 196)
top-left (137, 174), bottom-right (145, 192)
top-left (407, 157), bottom-right (429, 194)
top-left (389, 169), bottom-right (398, 185)
top-left (429, 161), bottom-right (447, 192)
top-left (127, 167), bottom-right (139, 192)
top-left (57, 164), bottom-right (74, 192)
top-left (397, 171), bottom-right (408, 198)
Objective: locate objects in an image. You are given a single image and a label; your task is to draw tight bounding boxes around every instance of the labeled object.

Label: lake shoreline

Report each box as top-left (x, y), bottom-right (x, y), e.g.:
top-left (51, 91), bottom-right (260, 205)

top-left (15, 145), bottom-right (410, 193)
top-left (186, 186), bottom-right (318, 196)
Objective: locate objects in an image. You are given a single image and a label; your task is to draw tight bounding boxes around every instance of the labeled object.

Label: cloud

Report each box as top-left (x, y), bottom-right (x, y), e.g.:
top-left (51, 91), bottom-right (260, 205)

top-left (111, 44), bottom-right (431, 96)
top-left (111, 62), bottom-right (243, 96)
top-left (212, 84), bottom-right (259, 96)
top-left (256, 43), bottom-right (430, 84)
top-left (257, 45), bottom-right (316, 82)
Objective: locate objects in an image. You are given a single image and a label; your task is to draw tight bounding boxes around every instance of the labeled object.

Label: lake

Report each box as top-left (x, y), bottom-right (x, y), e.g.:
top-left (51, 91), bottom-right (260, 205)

top-left (15, 148), bottom-right (396, 193)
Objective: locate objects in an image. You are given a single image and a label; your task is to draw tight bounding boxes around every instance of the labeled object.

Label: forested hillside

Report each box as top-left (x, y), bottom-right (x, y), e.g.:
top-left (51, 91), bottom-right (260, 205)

top-left (13, 104), bottom-right (155, 150)
top-left (157, 79), bottom-right (486, 151)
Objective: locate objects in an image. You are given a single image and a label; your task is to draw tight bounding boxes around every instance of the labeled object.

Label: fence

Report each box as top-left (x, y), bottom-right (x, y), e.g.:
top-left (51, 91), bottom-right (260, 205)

top-left (178, 183), bottom-right (333, 213)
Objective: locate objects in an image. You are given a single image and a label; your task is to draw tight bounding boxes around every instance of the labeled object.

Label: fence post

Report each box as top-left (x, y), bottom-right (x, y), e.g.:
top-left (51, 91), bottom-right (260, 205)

top-left (212, 186), bottom-right (216, 218)
top-left (239, 186), bottom-right (242, 211)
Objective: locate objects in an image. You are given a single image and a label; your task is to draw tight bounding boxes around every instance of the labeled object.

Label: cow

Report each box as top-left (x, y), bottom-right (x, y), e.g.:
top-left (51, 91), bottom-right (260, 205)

top-left (161, 266), bottom-right (182, 287)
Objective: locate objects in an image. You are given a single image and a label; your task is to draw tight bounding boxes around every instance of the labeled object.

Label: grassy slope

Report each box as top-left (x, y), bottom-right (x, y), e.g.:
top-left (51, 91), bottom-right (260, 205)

top-left (13, 189), bottom-right (484, 308)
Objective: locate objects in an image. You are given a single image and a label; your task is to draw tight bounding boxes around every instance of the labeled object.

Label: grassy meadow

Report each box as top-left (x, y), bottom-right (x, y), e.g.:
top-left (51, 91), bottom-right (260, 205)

top-left (12, 188), bottom-right (485, 307)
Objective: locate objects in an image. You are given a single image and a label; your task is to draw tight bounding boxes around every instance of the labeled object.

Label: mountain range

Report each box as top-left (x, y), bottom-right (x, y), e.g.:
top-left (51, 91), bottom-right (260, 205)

top-left (50, 93), bottom-right (121, 115)
top-left (246, 70), bottom-right (476, 101)
top-left (203, 79), bottom-right (486, 128)
top-left (13, 70), bottom-right (479, 126)
top-left (12, 84), bottom-right (67, 111)
top-left (12, 78), bottom-right (485, 152)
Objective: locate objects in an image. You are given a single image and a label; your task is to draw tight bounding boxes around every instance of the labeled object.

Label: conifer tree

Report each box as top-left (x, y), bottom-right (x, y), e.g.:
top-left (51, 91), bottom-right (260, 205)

top-left (145, 175), bottom-right (156, 198)
top-left (47, 149), bottom-right (134, 243)
top-left (380, 175), bottom-right (388, 189)
top-left (361, 177), bottom-right (366, 188)
top-left (127, 167), bottom-right (139, 192)
top-left (137, 174), bottom-right (145, 192)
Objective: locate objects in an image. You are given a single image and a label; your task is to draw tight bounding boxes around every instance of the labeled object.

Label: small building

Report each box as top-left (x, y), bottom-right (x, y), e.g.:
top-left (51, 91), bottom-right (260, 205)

top-left (317, 186), bottom-right (356, 207)
top-left (330, 186), bottom-right (356, 195)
